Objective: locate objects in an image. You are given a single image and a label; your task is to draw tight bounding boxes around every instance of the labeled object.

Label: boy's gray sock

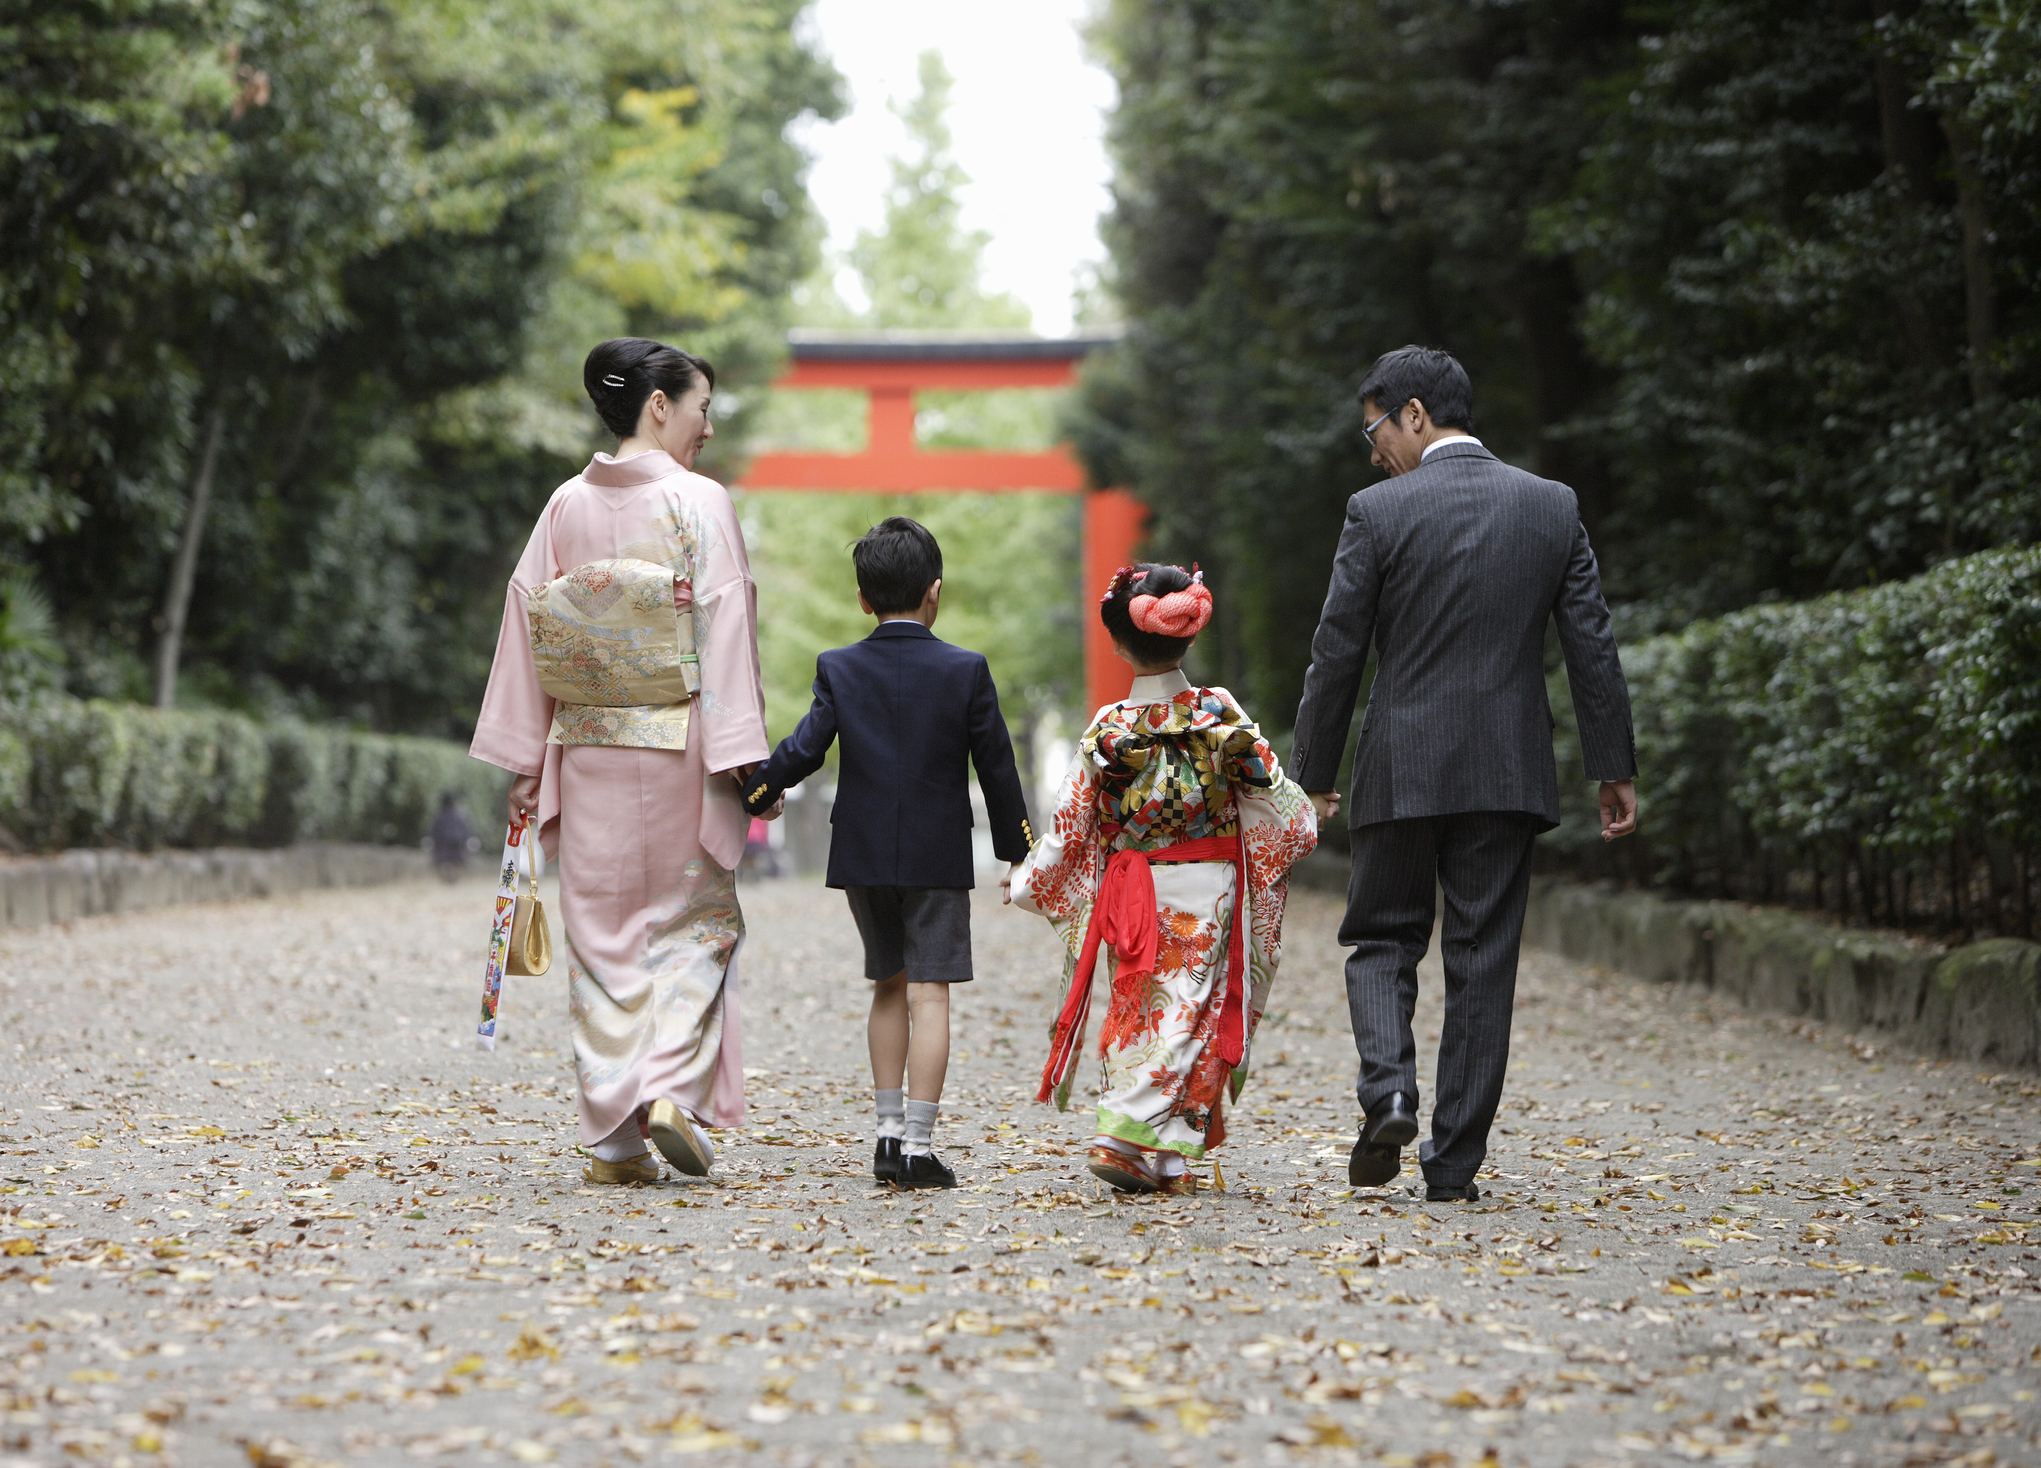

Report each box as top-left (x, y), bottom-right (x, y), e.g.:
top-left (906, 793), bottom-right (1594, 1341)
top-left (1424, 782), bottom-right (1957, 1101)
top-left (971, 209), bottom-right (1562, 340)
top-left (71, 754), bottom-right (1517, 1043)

top-left (903, 1099), bottom-right (939, 1157)
top-left (875, 1087), bottom-right (906, 1141)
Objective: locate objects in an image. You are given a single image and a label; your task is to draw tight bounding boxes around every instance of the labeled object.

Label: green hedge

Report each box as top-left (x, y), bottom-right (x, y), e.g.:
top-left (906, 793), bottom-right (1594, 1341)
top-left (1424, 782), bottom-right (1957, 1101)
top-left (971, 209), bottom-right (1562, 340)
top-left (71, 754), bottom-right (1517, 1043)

top-left (0, 698), bottom-right (506, 852)
top-left (1551, 545), bottom-right (2041, 938)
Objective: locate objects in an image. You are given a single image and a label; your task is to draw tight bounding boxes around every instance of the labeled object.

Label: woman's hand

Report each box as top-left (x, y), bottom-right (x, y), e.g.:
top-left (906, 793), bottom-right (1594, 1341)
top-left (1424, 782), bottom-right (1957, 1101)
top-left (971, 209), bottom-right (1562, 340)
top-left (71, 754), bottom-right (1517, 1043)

top-left (508, 773), bottom-right (541, 828)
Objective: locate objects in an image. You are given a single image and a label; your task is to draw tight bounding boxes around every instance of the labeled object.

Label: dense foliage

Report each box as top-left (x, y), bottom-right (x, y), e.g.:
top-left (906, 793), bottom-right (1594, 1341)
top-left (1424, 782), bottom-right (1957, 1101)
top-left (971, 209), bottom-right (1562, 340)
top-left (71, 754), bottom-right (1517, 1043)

top-left (1, 0), bottom-right (842, 734)
top-left (1546, 545), bottom-right (2041, 938)
top-left (1076, 0), bottom-right (2041, 722)
top-left (0, 695), bottom-right (503, 851)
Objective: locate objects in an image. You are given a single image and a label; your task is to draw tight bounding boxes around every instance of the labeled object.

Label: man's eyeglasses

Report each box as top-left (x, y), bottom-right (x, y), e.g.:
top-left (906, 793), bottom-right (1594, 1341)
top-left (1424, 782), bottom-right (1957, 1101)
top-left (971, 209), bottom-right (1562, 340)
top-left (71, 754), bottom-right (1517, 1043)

top-left (1362, 402), bottom-right (1403, 447)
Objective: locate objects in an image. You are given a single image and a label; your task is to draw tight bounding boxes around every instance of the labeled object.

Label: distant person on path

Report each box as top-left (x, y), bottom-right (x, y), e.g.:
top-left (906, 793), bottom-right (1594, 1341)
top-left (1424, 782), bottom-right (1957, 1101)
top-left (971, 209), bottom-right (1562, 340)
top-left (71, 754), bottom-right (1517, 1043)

top-left (1290, 345), bottom-right (1638, 1203)
top-left (472, 338), bottom-right (770, 1186)
top-left (1013, 565), bottom-right (1318, 1195)
top-left (428, 792), bottom-right (474, 881)
top-left (741, 518), bottom-right (1031, 1190)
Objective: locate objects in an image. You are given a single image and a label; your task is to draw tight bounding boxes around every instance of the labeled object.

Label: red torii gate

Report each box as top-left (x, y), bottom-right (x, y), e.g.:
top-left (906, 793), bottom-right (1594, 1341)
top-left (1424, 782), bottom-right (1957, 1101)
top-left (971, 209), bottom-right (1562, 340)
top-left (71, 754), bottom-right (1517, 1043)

top-left (741, 332), bottom-right (1146, 714)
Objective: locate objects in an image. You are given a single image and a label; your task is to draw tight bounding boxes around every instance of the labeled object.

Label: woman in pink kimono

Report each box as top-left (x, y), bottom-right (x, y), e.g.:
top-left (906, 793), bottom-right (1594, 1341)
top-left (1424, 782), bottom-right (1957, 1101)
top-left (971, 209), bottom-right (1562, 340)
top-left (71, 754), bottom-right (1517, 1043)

top-left (471, 338), bottom-right (768, 1184)
top-left (1012, 564), bottom-right (1318, 1194)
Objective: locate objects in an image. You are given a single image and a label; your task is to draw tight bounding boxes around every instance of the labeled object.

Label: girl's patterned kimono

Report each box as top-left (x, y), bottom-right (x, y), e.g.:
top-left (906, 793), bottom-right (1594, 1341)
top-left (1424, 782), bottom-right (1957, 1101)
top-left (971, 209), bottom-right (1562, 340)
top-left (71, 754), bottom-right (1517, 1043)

top-left (1012, 670), bottom-right (1317, 1159)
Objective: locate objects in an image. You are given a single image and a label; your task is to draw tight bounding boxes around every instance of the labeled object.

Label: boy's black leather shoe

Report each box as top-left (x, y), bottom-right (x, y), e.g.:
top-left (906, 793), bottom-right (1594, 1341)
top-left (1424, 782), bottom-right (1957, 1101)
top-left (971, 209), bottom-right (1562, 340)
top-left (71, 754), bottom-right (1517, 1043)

top-left (1348, 1091), bottom-right (1419, 1187)
top-left (895, 1151), bottom-right (957, 1189)
top-left (873, 1136), bottom-right (903, 1183)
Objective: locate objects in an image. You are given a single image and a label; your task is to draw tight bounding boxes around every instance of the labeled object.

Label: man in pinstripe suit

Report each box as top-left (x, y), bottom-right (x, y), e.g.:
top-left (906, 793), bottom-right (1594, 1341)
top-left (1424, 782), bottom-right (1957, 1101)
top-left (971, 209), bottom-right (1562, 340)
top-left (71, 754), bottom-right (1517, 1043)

top-left (1291, 345), bottom-right (1639, 1203)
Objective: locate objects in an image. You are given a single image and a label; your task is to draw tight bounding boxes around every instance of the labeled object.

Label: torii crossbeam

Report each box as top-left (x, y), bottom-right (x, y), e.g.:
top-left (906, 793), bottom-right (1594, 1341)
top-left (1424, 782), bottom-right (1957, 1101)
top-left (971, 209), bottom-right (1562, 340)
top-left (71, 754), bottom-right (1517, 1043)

top-left (741, 331), bottom-right (1146, 714)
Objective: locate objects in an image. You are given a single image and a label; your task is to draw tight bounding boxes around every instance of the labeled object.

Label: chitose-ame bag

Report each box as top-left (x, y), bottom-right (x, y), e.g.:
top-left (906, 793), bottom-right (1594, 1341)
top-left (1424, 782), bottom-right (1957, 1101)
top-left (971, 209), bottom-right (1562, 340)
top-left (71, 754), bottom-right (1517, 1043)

top-left (476, 816), bottom-right (549, 1051)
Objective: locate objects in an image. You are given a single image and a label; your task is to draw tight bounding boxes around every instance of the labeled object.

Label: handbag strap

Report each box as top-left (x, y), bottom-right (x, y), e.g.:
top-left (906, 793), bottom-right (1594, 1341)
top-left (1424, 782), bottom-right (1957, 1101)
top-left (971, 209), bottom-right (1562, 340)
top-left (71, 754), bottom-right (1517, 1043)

top-left (515, 815), bottom-right (540, 900)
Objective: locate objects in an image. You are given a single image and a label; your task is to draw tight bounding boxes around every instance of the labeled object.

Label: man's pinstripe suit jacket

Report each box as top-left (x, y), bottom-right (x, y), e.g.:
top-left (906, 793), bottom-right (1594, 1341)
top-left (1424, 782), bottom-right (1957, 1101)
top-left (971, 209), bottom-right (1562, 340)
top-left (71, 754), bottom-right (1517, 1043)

top-left (1290, 439), bottom-right (1636, 832)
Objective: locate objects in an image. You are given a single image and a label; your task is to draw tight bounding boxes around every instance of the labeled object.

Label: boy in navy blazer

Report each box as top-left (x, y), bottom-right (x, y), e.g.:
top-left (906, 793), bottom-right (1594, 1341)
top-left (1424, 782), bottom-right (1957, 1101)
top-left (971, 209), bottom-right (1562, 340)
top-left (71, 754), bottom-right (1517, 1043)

top-left (742, 517), bottom-right (1032, 1188)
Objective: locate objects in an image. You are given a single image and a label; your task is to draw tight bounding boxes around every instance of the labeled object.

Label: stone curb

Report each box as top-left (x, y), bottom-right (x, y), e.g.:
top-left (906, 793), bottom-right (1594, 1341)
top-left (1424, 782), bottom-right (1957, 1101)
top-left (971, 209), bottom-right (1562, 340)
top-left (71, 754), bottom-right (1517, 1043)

top-left (0, 843), bottom-right (432, 931)
top-left (1523, 875), bottom-right (2041, 1072)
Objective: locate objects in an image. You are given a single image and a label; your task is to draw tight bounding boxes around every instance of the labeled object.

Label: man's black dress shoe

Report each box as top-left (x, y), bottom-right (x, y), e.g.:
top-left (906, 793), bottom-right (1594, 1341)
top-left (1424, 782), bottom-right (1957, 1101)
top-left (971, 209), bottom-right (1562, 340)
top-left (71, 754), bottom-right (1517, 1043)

top-left (1426, 1181), bottom-right (1481, 1203)
top-left (873, 1136), bottom-right (903, 1183)
top-left (1348, 1092), bottom-right (1419, 1187)
top-left (895, 1151), bottom-right (957, 1190)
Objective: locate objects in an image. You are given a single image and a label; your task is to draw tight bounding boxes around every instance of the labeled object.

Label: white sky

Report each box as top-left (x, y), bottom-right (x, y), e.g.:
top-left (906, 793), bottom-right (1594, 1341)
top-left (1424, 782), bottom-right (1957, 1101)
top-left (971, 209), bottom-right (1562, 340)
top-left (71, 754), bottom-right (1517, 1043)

top-left (792, 0), bottom-right (1116, 338)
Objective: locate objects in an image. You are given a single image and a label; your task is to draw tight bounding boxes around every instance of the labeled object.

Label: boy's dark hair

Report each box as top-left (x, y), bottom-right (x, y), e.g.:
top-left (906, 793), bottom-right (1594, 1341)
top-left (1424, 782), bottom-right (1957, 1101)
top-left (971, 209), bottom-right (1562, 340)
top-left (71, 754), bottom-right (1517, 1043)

top-left (852, 516), bottom-right (943, 614)
top-left (1356, 344), bottom-right (1474, 430)
top-left (583, 337), bottom-right (716, 439)
top-left (1100, 562), bottom-right (1198, 667)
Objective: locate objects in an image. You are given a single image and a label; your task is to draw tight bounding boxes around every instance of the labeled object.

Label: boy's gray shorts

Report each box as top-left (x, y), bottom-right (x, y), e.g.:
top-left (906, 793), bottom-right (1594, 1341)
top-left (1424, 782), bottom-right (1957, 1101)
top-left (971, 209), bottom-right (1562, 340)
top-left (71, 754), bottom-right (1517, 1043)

top-left (842, 886), bottom-right (973, 984)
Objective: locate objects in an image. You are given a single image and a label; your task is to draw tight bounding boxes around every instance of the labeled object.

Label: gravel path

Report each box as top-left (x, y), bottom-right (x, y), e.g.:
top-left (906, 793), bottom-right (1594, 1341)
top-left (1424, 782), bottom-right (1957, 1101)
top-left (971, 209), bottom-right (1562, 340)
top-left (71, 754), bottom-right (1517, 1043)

top-left (1, 870), bottom-right (2036, 1468)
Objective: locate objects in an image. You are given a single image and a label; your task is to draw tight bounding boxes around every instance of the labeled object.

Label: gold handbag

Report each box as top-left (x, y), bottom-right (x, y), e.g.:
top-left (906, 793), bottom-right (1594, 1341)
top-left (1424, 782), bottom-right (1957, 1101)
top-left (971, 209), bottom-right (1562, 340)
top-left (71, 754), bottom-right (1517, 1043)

top-left (504, 823), bottom-right (552, 977)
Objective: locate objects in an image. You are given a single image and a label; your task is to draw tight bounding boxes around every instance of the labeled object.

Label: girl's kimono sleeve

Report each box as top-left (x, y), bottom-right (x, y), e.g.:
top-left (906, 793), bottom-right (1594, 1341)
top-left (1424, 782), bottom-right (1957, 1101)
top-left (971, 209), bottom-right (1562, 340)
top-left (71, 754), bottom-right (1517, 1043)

top-left (1011, 743), bottom-right (1104, 1108)
top-left (1209, 688), bottom-right (1317, 1094)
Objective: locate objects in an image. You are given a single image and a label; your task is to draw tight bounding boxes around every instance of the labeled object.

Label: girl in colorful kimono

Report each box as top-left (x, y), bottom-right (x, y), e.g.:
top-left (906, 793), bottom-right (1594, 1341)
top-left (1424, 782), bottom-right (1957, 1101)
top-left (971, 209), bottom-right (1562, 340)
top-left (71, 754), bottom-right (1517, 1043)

top-left (1011, 564), bottom-right (1318, 1194)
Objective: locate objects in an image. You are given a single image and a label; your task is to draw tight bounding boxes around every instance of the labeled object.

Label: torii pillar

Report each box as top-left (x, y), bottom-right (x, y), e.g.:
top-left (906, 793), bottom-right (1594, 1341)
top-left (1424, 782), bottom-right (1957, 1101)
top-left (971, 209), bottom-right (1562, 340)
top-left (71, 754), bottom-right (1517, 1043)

top-left (742, 333), bottom-right (1146, 714)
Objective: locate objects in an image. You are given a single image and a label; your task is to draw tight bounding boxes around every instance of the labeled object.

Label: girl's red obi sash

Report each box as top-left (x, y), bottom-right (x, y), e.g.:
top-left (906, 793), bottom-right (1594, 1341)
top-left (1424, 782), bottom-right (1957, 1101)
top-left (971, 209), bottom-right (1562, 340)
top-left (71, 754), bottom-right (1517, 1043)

top-left (1037, 833), bottom-right (1247, 1102)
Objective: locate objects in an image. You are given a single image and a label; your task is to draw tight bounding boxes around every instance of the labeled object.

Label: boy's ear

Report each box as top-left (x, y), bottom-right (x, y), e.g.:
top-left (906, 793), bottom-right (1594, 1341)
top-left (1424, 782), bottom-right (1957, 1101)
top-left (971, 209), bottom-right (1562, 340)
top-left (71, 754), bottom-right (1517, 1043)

top-left (857, 589), bottom-right (874, 617)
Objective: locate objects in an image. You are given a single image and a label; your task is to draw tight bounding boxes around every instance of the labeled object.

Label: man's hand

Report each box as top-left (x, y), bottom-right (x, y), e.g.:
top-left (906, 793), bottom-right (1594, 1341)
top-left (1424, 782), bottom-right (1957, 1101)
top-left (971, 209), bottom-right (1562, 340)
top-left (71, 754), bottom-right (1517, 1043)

top-left (1599, 780), bottom-right (1638, 841)
top-left (1307, 790), bottom-right (1341, 826)
top-left (1000, 861), bottom-right (1021, 906)
top-left (507, 772), bottom-right (541, 827)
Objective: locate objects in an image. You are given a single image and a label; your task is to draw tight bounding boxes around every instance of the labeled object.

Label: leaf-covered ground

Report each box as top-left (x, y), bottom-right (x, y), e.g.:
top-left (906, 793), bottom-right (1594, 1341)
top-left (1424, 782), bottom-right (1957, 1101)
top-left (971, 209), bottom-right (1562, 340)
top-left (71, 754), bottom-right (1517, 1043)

top-left (0, 875), bottom-right (2036, 1466)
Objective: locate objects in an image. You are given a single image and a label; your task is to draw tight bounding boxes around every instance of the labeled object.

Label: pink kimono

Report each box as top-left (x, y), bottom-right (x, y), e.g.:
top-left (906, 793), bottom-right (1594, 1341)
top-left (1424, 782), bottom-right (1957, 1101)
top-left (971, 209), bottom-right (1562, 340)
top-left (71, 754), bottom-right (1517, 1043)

top-left (471, 450), bottom-right (768, 1138)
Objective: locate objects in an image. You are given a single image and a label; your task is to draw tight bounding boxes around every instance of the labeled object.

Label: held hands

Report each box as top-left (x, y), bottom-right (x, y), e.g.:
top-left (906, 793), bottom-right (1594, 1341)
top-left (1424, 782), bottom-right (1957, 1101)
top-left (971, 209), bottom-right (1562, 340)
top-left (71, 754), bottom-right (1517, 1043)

top-left (727, 761), bottom-right (783, 820)
top-left (1307, 790), bottom-right (1341, 826)
top-left (1000, 861), bottom-right (1021, 906)
top-left (1599, 780), bottom-right (1638, 841)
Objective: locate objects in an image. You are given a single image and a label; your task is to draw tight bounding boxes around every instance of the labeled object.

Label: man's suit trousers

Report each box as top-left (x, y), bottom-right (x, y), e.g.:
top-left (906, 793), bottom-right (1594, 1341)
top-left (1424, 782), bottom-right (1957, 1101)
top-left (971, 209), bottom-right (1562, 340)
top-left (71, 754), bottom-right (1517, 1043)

top-left (1339, 811), bottom-right (1539, 1188)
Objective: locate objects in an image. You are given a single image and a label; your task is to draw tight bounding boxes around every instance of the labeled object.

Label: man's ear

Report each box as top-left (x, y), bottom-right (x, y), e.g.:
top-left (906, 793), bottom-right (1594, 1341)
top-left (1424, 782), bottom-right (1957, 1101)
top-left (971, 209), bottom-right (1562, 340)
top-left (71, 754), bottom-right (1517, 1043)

top-left (1407, 399), bottom-right (1430, 432)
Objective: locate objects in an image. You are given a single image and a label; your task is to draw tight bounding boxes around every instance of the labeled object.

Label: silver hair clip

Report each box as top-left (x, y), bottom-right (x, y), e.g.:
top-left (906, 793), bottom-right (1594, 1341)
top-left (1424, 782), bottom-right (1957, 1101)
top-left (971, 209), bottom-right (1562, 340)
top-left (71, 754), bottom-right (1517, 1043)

top-left (602, 374), bottom-right (627, 387)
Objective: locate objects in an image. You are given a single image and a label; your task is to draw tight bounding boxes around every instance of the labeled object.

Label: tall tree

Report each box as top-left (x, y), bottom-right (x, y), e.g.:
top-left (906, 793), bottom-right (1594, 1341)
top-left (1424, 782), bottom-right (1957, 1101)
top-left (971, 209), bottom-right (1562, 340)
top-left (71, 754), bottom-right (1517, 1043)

top-left (847, 50), bottom-right (1030, 330)
top-left (1075, 0), bottom-right (2041, 729)
top-left (1, 0), bottom-right (844, 732)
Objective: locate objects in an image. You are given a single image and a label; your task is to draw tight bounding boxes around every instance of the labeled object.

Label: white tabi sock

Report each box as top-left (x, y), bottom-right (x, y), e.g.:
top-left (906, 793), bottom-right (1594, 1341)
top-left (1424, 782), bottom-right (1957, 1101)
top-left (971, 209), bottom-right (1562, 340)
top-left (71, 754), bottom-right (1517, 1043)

top-left (1153, 1151), bottom-right (1187, 1178)
top-left (590, 1117), bottom-right (650, 1162)
top-left (903, 1099), bottom-right (939, 1157)
top-left (875, 1087), bottom-right (906, 1141)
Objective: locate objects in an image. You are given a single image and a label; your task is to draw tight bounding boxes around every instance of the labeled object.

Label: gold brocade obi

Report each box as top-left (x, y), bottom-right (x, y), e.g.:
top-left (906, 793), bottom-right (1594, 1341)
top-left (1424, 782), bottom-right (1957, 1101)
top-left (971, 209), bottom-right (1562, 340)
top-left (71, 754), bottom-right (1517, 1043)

top-left (527, 558), bottom-right (700, 749)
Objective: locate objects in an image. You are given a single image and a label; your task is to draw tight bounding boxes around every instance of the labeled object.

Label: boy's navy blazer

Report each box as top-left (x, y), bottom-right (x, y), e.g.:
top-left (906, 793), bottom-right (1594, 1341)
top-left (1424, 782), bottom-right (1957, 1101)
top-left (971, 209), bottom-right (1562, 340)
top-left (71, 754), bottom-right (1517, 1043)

top-left (742, 621), bottom-right (1033, 889)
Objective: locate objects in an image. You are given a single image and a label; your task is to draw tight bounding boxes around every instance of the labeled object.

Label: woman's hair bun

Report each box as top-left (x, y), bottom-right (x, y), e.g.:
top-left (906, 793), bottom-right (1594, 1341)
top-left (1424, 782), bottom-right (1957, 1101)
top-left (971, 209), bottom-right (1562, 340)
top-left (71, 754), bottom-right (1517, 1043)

top-left (582, 338), bottom-right (717, 439)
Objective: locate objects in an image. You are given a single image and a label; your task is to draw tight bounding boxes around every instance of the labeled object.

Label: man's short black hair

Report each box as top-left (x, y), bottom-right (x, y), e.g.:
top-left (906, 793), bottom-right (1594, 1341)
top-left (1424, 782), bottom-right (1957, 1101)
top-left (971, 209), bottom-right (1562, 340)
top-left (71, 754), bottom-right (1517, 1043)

top-left (1356, 345), bottom-right (1474, 430)
top-left (852, 516), bottom-right (943, 614)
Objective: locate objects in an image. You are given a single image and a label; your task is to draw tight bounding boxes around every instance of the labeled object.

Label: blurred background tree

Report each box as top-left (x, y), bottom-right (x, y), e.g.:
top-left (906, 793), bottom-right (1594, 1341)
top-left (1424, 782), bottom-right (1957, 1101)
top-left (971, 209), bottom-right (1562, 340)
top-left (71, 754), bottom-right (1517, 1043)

top-left (1074, 0), bottom-right (2041, 724)
top-left (743, 49), bottom-right (1084, 777)
top-left (0, 0), bottom-right (843, 735)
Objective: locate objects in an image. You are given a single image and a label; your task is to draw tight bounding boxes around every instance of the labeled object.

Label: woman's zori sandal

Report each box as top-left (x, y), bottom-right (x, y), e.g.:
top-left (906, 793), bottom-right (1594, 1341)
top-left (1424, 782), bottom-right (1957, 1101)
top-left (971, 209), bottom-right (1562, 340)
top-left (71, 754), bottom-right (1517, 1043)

top-left (582, 1100), bottom-right (715, 1184)
top-left (1087, 1143), bottom-right (1199, 1197)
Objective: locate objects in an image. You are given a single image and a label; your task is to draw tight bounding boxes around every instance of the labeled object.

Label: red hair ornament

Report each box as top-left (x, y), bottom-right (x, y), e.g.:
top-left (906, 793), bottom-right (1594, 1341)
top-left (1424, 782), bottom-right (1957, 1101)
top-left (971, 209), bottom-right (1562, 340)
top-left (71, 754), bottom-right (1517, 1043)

top-left (1128, 566), bottom-right (1213, 638)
